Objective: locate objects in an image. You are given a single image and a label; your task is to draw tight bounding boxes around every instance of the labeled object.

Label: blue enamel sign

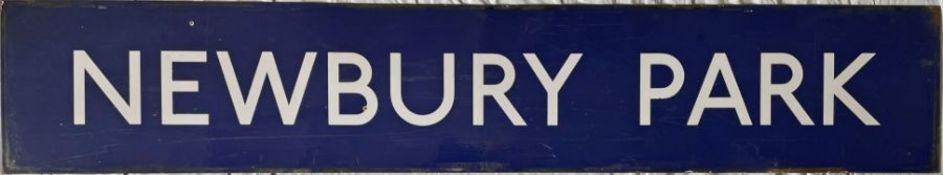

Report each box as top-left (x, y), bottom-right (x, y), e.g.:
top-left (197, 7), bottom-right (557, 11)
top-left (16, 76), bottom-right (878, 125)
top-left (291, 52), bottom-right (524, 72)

top-left (1, 1), bottom-right (940, 173)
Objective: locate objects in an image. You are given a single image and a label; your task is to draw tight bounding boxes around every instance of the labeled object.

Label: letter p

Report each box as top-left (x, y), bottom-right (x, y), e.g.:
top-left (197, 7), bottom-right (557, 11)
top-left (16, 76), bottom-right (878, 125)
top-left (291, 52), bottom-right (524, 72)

top-left (639, 53), bottom-right (685, 126)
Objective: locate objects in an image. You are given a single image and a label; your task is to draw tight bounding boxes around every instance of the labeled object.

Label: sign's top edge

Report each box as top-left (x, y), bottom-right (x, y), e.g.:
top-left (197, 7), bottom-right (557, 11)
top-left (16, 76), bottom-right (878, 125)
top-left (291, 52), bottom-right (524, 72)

top-left (122, 0), bottom-right (941, 6)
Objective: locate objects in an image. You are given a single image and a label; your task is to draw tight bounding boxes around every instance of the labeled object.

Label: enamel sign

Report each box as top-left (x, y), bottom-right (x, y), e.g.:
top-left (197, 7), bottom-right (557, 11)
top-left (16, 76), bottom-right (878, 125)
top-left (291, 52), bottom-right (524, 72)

top-left (1, 2), bottom-right (940, 173)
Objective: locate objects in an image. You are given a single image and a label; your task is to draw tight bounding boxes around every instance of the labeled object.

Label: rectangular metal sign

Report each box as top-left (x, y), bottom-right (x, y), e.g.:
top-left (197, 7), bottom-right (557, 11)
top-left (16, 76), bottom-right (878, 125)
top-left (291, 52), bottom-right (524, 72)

top-left (1, 1), bottom-right (940, 173)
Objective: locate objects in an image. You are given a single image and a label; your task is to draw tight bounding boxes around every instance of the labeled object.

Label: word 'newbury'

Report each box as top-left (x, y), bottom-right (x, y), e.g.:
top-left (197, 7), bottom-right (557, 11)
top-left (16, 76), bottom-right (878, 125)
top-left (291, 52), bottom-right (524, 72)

top-left (73, 50), bottom-right (878, 127)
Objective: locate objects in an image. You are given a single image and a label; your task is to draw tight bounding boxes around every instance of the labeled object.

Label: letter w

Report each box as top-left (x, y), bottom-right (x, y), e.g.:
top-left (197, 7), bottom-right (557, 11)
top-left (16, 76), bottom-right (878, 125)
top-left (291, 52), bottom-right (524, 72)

top-left (218, 51), bottom-right (316, 125)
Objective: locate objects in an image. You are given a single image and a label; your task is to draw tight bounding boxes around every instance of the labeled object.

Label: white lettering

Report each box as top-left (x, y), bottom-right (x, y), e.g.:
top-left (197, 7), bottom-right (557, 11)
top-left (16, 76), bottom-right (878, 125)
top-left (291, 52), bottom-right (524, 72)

top-left (327, 52), bottom-right (378, 126)
top-left (824, 52), bottom-right (879, 126)
top-left (390, 53), bottom-right (455, 126)
top-left (523, 53), bottom-right (581, 126)
top-left (639, 53), bottom-right (685, 126)
top-left (217, 51), bottom-right (316, 125)
top-left (73, 50), bottom-right (141, 125)
top-left (473, 53), bottom-right (526, 126)
top-left (161, 51), bottom-right (209, 125)
top-left (688, 53), bottom-right (752, 126)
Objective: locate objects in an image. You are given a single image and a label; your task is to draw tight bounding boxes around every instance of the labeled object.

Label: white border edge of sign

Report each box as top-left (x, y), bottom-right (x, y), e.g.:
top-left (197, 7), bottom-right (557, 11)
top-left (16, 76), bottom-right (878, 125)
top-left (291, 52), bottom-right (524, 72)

top-left (2, 1), bottom-right (6, 174)
top-left (182, 0), bottom-right (943, 5)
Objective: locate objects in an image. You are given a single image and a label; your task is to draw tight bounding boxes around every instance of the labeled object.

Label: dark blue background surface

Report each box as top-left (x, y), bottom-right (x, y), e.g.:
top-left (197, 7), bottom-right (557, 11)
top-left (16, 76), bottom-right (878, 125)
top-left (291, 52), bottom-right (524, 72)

top-left (2, 2), bottom-right (939, 172)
